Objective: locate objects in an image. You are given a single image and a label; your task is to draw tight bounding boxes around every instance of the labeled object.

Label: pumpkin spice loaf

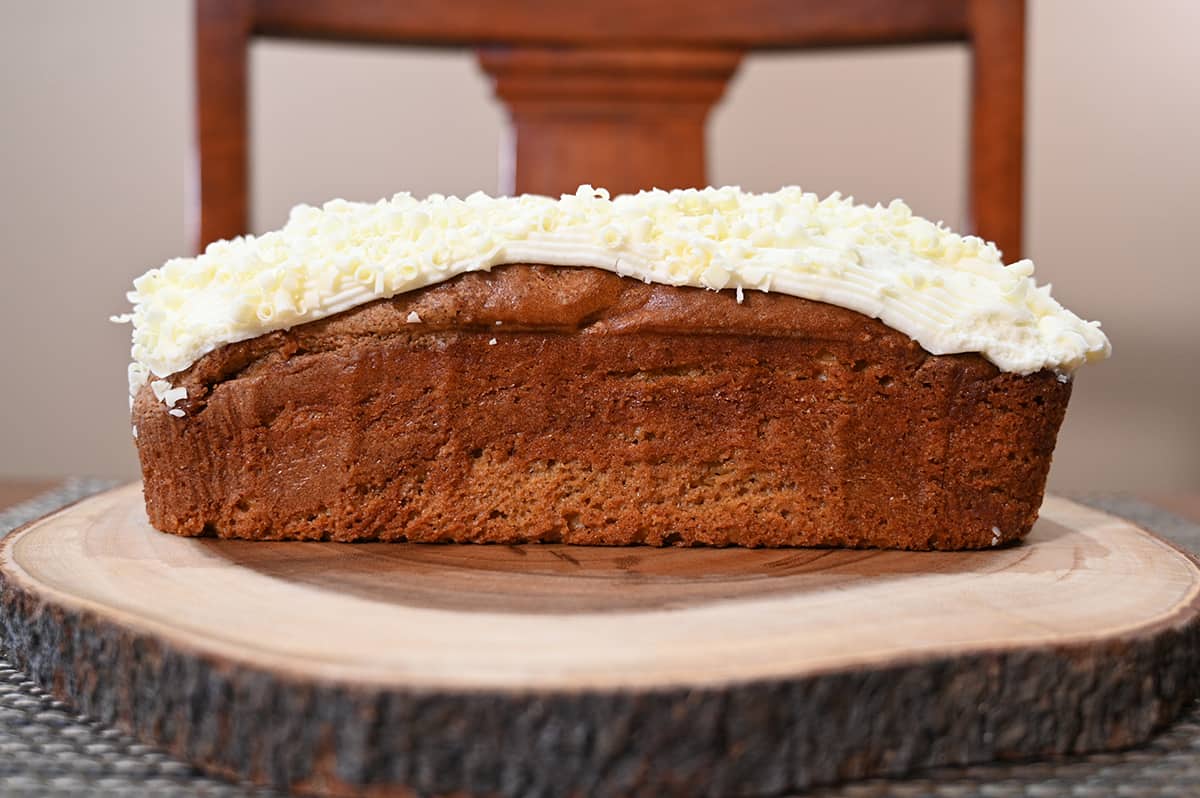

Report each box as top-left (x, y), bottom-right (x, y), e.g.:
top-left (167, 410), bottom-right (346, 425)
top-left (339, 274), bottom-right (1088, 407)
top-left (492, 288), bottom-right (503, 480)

top-left (120, 186), bottom-right (1109, 549)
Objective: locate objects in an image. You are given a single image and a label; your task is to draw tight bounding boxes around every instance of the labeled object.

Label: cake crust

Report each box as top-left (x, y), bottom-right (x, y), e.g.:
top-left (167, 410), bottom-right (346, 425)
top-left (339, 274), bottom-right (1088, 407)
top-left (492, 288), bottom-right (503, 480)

top-left (134, 264), bottom-right (1071, 550)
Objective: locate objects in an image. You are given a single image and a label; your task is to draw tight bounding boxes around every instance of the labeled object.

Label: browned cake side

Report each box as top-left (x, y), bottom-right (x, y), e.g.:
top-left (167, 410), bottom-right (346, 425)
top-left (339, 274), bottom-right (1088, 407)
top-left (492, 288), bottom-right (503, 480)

top-left (133, 264), bottom-right (1072, 550)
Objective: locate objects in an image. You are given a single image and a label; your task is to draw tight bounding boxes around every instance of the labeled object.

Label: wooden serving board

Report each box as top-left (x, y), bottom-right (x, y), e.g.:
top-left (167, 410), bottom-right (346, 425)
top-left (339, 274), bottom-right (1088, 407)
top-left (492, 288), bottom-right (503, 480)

top-left (2, 485), bottom-right (1199, 797)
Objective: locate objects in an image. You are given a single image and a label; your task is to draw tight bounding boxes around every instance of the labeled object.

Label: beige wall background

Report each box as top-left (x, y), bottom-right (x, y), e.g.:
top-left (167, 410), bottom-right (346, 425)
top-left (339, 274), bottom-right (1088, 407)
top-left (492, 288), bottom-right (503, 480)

top-left (1, 0), bottom-right (1197, 492)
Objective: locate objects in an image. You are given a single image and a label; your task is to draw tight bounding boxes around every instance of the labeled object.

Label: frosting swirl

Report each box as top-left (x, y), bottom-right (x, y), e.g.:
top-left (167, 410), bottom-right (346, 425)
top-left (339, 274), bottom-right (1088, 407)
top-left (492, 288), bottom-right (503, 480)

top-left (117, 185), bottom-right (1110, 396)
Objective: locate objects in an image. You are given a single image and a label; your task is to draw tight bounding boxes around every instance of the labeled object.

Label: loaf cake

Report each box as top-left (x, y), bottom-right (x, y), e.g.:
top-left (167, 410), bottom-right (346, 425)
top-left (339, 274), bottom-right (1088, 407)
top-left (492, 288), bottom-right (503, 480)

top-left (118, 186), bottom-right (1110, 549)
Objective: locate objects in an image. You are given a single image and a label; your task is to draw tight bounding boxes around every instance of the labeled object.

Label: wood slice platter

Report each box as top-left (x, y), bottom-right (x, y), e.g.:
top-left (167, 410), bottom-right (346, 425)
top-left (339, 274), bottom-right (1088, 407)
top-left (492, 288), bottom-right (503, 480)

top-left (2, 484), bottom-right (1200, 797)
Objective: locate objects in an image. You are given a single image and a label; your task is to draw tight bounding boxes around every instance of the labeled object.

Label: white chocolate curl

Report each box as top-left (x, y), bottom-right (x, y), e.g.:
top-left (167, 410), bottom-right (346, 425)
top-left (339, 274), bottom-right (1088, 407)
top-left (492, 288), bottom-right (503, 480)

top-left (119, 185), bottom-right (1110, 395)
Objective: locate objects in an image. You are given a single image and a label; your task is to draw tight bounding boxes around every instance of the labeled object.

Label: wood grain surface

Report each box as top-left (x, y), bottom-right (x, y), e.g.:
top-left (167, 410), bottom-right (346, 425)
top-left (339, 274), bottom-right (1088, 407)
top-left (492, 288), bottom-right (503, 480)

top-left (2, 484), bottom-right (1198, 797)
top-left (478, 47), bottom-right (741, 199)
top-left (251, 0), bottom-right (971, 48)
top-left (194, 0), bottom-right (1025, 259)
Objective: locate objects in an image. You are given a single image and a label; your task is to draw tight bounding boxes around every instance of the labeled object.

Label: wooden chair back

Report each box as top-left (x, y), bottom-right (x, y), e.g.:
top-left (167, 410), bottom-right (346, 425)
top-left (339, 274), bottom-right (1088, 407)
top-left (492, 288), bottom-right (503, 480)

top-left (195, 0), bottom-right (1025, 258)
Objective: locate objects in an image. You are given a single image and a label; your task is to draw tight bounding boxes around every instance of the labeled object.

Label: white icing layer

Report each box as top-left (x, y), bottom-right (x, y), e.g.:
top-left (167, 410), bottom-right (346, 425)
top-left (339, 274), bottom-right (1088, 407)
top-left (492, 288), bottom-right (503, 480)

top-left (118, 185), bottom-right (1109, 396)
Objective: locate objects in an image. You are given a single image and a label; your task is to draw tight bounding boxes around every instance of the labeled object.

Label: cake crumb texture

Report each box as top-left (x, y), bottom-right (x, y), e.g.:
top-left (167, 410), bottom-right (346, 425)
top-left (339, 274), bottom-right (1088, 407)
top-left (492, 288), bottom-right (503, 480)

top-left (134, 265), bottom-right (1070, 550)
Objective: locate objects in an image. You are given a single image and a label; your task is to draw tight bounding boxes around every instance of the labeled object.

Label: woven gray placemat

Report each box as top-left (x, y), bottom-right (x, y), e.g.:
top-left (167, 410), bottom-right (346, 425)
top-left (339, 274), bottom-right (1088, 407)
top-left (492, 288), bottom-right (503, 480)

top-left (1, 482), bottom-right (1198, 797)
top-left (0, 480), bottom-right (278, 798)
